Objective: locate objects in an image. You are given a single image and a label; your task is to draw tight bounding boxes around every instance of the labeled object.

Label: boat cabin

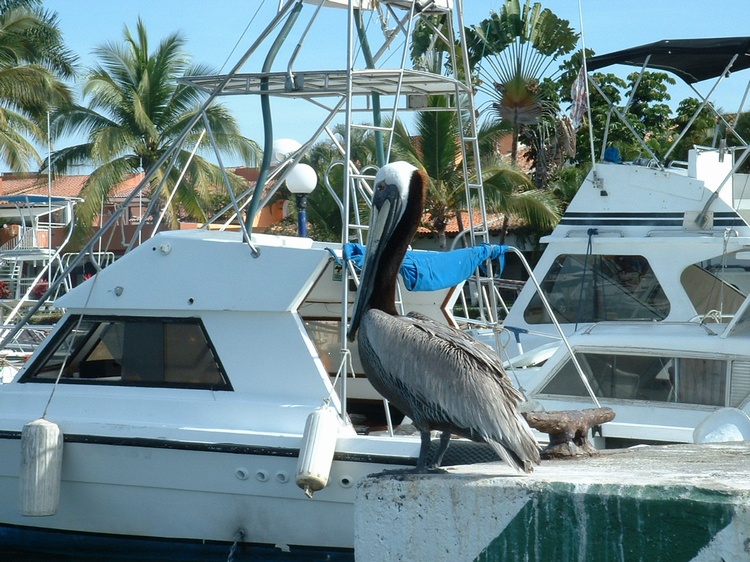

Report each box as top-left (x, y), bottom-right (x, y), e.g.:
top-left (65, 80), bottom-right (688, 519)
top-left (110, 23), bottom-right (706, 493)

top-left (514, 321), bottom-right (750, 445)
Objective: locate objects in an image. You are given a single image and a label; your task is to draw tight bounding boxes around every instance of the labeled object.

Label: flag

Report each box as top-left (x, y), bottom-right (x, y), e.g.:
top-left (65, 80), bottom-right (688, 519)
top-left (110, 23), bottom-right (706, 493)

top-left (570, 67), bottom-right (588, 130)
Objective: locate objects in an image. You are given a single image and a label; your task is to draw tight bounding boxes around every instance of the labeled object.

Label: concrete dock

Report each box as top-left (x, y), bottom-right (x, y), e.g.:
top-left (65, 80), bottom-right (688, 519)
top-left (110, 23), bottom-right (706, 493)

top-left (354, 442), bottom-right (750, 561)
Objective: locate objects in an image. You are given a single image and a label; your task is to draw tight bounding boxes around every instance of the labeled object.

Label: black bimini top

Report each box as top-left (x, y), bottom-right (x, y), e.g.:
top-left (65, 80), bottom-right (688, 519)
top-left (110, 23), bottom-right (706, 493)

top-left (586, 37), bottom-right (750, 84)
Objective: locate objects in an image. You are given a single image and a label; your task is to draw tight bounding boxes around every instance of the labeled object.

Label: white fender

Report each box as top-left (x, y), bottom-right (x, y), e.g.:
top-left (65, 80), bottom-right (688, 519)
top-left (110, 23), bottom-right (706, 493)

top-left (693, 407), bottom-right (750, 443)
top-left (19, 418), bottom-right (63, 516)
top-left (295, 405), bottom-right (340, 498)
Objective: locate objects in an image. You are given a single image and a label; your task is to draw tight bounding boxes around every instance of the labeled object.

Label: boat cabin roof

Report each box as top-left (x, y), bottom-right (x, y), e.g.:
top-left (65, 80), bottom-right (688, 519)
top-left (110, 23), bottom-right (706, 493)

top-left (587, 36), bottom-right (750, 83)
top-left (0, 195), bottom-right (81, 204)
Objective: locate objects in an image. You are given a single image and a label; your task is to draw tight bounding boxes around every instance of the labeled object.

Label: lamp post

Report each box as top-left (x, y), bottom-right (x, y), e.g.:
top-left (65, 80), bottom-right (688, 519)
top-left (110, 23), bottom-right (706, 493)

top-left (270, 139), bottom-right (316, 237)
top-left (286, 163), bottom-right (317, 237)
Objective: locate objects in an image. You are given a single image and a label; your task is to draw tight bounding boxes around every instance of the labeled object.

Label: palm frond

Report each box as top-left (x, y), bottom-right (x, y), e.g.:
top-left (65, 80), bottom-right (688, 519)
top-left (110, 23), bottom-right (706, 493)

top-left (49, 18), bottom-right (262, 233)
top-left (76, 156), bottom-right (141, 231)
top-left (0, 110), bottom-right (41, 170)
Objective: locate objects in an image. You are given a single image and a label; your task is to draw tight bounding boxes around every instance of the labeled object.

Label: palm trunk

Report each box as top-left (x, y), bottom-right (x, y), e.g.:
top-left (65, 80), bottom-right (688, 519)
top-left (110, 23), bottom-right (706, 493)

top-left (438, 224), bottom-right (447, 249)
top-left (511, 121), bottom-right (519, 165)
top-left (455, 212), bottom-right (466, 248)
top-left (499, 214), bottom-right (509, 245)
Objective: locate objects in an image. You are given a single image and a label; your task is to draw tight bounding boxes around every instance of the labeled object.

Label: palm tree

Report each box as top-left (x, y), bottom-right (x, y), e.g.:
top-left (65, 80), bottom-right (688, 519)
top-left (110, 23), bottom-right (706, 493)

top-left (466, 0), bottom-right (578, 166)
top-left (0, 0), bottom-right (75, 170)
top-left (291, 123), bottom-right (381, 242)
top-left (48, 18), bottom-right (260, 232)
top-left (390, 96), bottom-right (469, 248)
top-left (390, 95), bottom-right (558, 248)
top-left (482, 155), bottom-right (559, 244)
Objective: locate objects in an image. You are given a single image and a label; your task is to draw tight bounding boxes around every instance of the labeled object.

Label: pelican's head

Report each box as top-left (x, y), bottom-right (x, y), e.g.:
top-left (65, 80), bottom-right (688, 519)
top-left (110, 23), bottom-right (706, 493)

top-left (348, 161), bottom-right (425, 341)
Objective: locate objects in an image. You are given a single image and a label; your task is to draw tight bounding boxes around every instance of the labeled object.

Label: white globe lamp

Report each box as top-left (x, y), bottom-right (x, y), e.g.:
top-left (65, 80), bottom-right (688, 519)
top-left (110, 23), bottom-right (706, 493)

top-left (285, 163), bottom-right (317, 237)
top-left (271, 138), bottom-right (302, 165)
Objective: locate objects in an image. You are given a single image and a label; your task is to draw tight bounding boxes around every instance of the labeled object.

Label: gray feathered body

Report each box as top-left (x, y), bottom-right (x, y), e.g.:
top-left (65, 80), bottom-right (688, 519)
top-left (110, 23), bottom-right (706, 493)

top-left (358, 308), bottom-right (541, 472)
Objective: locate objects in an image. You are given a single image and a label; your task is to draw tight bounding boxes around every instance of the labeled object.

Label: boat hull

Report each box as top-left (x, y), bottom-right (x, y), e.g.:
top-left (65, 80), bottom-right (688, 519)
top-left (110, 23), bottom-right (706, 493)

top-left (0, 433), bottom-right (416, 557)
top-left (0, 526), bottom-right (354, 561)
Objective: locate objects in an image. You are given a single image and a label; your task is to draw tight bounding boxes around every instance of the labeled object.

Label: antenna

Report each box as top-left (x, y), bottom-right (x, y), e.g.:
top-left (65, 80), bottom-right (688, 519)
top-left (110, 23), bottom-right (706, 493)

top-left (577, 0), bottom-right (597, 173)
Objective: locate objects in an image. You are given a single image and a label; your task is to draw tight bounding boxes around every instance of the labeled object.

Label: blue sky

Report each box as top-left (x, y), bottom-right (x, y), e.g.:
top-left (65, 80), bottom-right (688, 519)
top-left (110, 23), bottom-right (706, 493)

top-left (42, 0), bottom-right (750, 164)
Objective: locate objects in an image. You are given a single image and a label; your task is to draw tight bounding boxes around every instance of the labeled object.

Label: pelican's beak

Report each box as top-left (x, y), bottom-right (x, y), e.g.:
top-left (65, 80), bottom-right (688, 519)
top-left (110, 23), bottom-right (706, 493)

top-left (347, 170), bottom-right (409, 341)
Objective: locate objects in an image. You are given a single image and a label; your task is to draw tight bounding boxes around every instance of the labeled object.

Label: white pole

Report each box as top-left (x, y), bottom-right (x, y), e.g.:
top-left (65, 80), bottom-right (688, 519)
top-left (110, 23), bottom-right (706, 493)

top-left (47, 111), bottom-right (52, 255)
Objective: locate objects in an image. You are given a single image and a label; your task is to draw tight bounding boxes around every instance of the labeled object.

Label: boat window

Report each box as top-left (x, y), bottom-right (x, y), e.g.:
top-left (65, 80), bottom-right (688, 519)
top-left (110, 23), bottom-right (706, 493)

top-left (682, 253), bottom-right (748, 320)
top-left (19, 315), bottom-right (231, 390)
top-left (540, 352), bottom-right (726, 406)
top-left (303, 318), bottom-right (364, 375)
top-left (524, 254), bottom-right (669, 324)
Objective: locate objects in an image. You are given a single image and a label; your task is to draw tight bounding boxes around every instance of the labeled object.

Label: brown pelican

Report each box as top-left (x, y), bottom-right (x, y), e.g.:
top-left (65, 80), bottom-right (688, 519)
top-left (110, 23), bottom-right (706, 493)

top-left (347, 161), bottom-right (541, 473)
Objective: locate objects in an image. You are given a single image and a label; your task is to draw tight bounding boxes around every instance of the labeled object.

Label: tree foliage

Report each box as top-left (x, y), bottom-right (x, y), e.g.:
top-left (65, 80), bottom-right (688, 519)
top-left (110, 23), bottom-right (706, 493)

top-left (47, 18), bottom-right (261, 233)
top-left (0, 0), bottom-right (75, 170)
top-left (297, 123), bottom-right (381, 243)
top-left (389, 95), bottom-right (558, 248)
top-left (565, 67), bottom-right (718, 165)
top-left (466, 0), bottom-right (578, 165)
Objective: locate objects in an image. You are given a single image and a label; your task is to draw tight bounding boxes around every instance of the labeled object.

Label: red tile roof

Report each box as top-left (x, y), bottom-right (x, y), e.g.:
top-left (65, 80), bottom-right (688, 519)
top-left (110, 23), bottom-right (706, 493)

top-left (0, 168), bottom-right (254, 200)
top-left (417, 209), bottom-right (512, 236)
top-left (108, 173), bottom-right (146, 198)
top-left (0, 172), bottom-right (148, 199)
top-left (0, 173), bottom-right (88, 198)
top-left (0, 169), bottom-right (518, 237)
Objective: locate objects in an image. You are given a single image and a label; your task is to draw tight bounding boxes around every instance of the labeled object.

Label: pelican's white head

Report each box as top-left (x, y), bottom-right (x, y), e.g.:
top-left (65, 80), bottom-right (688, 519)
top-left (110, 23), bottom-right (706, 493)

top-left (373, 161), bottom-right (417, 203)
top-left (348, 161), bottom-right (422, 340)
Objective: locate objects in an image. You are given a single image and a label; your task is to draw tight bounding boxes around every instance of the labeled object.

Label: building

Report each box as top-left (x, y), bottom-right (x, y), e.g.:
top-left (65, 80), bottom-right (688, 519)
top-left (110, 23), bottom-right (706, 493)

top-left (0, 168), bottom-right (285, 255)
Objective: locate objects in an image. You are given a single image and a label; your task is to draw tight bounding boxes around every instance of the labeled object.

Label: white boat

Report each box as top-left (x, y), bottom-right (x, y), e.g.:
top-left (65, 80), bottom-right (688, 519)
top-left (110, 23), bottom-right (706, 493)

top-left (0, 195), bottom-right (77, 302)
top-left (3, 4), bottom-right (748, 556)
top-left (500, 37), bottom-right (750, 449)
top-left (0, 1), bottom-right (496, 559)
top-left (510, 312), bottom-right (750, 448)
top-left (0, 230), bottom-right (460, 558)
top-left (485, 37), bottom-right (750, 362)
top-left (0, 194), bottom-right (83, 369)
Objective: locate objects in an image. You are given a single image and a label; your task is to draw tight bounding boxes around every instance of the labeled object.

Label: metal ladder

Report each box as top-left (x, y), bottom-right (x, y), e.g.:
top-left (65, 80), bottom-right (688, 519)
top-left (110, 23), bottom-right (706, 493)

top-left (332, 1), bottom-right (500, 426)
top-left (451, 6), bottom-right (501, 327)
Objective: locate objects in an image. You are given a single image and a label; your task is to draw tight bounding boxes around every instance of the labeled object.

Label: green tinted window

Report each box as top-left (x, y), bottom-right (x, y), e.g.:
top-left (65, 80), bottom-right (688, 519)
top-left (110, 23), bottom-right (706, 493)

top-left (541, 352), bottom-right (726, 406)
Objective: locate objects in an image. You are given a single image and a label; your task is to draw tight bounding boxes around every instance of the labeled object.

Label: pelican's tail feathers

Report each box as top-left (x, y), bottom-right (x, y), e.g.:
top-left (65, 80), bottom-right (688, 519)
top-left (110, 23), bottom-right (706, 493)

top-left (485, 439), bottom-right (536, 474)
top-left (487, 440), bottom-right (524, 473)
top-left (485, 417), bottom-right (542, 474)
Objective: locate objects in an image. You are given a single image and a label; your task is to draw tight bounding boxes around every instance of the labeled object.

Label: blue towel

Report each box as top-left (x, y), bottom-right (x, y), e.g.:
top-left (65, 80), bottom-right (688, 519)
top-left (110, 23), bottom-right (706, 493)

top-left (342, 243), bottom-right (507, 292)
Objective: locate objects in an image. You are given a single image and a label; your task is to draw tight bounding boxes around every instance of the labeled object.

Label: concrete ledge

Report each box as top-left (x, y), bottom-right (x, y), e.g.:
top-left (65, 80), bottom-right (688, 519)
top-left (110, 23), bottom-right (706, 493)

top-left (355, 442), bottom-right (750, 561)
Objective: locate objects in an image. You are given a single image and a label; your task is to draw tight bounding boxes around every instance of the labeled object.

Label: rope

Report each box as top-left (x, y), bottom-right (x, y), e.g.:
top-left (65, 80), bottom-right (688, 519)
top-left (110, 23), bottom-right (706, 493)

top-left (496, 325), bottom-right (528, 397)
top-left (574, 228), bottom-right (598, 330)
top-left (41, 270), bottom-right (103, 419)
top-left (700, 227), bottom-right (732, 327)
top-left (226, 528), bottom-right (245, 562)
top-left (218, 0), bottom-right (266, 73)
top-left (330, 347), bottom-right (355, 390)
top-left (719, 227), bottom-right (731, 319)
top-left (325, 347), bottom-right (354, 420)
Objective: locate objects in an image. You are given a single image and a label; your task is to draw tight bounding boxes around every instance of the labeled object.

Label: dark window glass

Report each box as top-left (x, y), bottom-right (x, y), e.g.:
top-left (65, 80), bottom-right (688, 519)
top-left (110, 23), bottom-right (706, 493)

top-left (540, 352), bottom-right (726, 406)
top-left (524, 254), bottom-right (669, 324)
top-left (681, 254), bottom-right (747, 320)
top-left (20, 316), bottom-right (231, 390)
